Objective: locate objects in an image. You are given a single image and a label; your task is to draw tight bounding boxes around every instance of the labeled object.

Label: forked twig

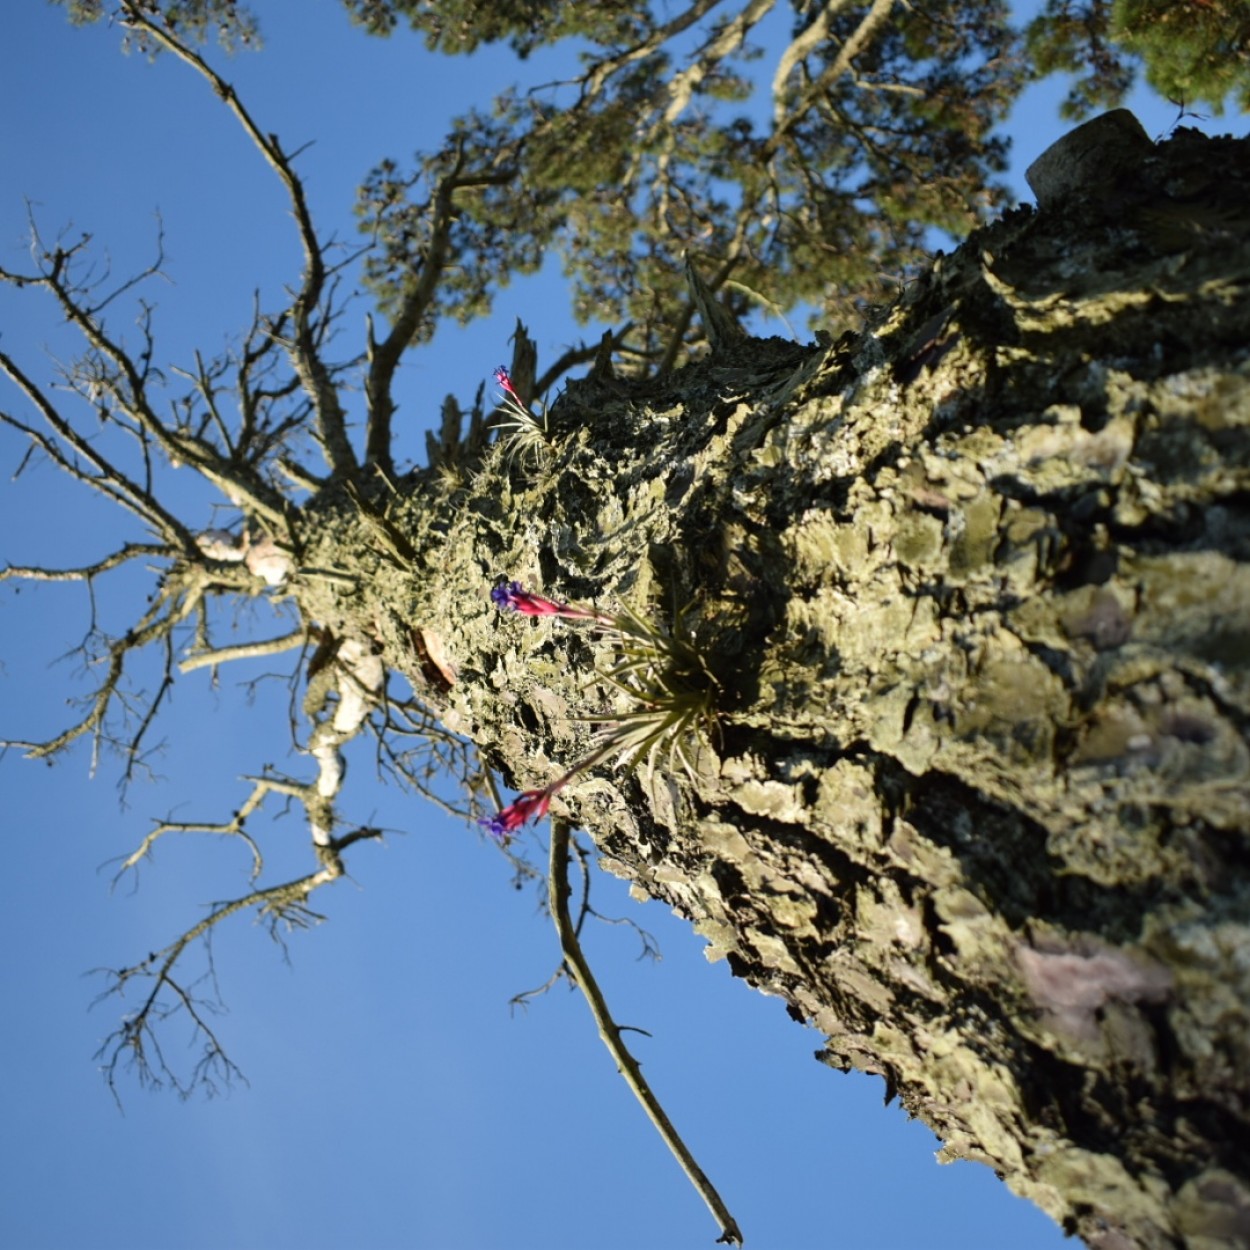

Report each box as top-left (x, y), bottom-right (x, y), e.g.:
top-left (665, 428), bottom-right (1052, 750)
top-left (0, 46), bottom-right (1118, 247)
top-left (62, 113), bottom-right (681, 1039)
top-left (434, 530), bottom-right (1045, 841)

top-left (548, 816), bottom-right (743, 1246)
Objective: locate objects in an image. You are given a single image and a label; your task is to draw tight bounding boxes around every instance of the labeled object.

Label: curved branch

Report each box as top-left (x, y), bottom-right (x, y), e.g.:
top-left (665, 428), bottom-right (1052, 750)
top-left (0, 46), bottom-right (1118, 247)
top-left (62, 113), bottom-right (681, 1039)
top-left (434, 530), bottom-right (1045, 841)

top-left (660, 0), bottom-right (777, 127)
top-left (95, 827), bottom-right (382, 1099)
top-left (1, 232), bottom-right (292, 532)
top-left (178, 627), bottom-right (307, 674)
top-left (770, 0), bottom-right (852, 121)
top-left (363, 141), bottom-right (519, 472)
top-left (1, 571), bottom-right (204, 764)
top-left (768, 0), bottom-right (898, 150)
top-left (548, 817), bottom-right (743, 1246)
top-left (119, 1), bottom-right (357, 477)
top-left (578, 0), bottom-right (728, 101)
top-left (533, 322), bottom-right (634, 398)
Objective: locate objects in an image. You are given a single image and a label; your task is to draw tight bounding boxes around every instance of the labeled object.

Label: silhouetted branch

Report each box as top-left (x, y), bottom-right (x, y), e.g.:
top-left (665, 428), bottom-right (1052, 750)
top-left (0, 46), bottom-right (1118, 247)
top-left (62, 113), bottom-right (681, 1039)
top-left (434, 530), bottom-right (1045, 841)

top-left (94, 825), bottom-right (383, 1100)
top-left (0, 346), bottom-right (195, 552)
top-left (119, 0), bottom-right (357, 477)
top-left (0, 568), bottom-right (205, 769)
top-left (548, 817), bottom-right (742, 1246)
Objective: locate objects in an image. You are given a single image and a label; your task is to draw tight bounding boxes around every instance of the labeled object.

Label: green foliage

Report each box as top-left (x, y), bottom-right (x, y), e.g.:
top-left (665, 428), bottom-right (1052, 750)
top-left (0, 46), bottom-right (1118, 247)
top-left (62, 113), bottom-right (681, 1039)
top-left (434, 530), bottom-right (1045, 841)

top-left (57, 0), bottom-right (1028, 362)
top-left (355, 0), bottom-right (1022, 362)
top-left (341, 0), bottom-right (648, 57)
top-left (1118, 0), bottom-right (1250, 115)
top-left (1024, 0), bottom-right (1250, 118)
top-left (57, 0), bottom-right (261, 53)
top-left (57, 0), bottom-right (1247, 375)
top-left (354, 108), bottom-right (563, 340)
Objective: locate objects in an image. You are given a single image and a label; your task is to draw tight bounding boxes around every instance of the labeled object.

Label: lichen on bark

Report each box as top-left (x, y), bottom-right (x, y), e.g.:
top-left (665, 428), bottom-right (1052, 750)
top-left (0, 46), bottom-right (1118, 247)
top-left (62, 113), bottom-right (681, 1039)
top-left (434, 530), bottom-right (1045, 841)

top-left (297, 113), bottom-right (1250, 1249)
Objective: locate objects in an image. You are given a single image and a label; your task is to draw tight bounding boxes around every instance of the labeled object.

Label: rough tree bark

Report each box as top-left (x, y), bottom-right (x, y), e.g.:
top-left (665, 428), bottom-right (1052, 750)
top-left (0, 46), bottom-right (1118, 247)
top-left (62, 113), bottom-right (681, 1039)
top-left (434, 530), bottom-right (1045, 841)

top-left (11, 99), bottom-right (1236, 1244)
top-left (278, 111), bottom-right (1250, 1249)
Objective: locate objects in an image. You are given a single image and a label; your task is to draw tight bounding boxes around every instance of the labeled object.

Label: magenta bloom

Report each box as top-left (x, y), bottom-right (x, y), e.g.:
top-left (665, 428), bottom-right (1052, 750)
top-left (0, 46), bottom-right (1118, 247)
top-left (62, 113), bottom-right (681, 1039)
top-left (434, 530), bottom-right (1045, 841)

top-left (490, 579), bottom-right (613, 623)
top-left (479, 787), bottom-right (552, 841)
top-left (494, 365), bottom-right (523, 403)
top-left (477, 748), bottom-right (614, 843)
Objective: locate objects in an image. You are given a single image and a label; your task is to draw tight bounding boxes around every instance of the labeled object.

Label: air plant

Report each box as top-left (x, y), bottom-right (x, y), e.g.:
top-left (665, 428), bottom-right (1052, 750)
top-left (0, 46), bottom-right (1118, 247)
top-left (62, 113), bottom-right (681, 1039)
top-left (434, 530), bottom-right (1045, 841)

top-left (492, 366), bottom-right (551, 471)
top-left (586, 600), bottom-right (719, 780)
top-left (481, 581), bottom-right (719, 839)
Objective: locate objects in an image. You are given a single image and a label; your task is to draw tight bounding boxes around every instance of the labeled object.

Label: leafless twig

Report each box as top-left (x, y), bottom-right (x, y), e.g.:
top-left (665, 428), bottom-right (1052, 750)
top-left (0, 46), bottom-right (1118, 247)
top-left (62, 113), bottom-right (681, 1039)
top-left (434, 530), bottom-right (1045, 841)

top-left (548, 816), bottom-right (742, 1245)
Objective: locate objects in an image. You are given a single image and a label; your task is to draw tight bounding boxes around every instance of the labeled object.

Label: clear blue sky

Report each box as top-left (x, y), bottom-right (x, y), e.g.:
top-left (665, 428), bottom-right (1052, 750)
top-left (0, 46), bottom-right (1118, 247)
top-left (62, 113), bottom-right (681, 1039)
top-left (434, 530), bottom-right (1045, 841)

top-left (1, 5), bottom-right (1241, 1250)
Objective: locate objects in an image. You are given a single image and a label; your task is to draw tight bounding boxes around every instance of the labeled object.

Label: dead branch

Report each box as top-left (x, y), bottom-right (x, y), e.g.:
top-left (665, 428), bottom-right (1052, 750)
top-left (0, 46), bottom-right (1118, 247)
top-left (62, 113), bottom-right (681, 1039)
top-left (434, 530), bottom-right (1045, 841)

top-left (0, 347), bottom-right (196, 553)
top-left (114, 773), bottom-right (298, 883)
top-left (0, 543), bottom-right (169, 583)
top-left (178, 627), bottom-right (307, 674)
top-left (94, 824), bottom-right (383, 1100)
top-left (0, 229), bottom-right (292, 533)
top-left (548, 817), bottom-right (743, 1245)
top-left (118, 0), bottom-right (358, 477)
top-left (1, 568), bottom-right (205, 767)
top-left (509, 831), bottom-right (659, 1012)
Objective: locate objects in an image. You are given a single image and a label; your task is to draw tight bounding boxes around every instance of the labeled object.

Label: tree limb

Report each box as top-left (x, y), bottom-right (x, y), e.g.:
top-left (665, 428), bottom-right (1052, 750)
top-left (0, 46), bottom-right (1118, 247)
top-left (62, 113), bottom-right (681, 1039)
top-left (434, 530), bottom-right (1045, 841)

top-left (178, 627), bottom-right (307, 674)
top-left (119, 0), bottom-right (358, 477)
top-left (769, 0), bottom-right (897, 149)
top-left (0, 348), bottom-right (196, 553)
top-left (363, 140), bottom-right (516, 473)
top-left (548, 816), bottom-right (743, 1247)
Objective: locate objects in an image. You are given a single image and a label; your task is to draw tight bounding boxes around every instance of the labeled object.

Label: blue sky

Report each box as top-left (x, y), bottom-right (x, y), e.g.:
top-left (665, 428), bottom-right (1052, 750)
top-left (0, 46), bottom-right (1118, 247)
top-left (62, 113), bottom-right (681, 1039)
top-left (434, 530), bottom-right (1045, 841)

top-left (1, 5), bottom-right (1243, 1250)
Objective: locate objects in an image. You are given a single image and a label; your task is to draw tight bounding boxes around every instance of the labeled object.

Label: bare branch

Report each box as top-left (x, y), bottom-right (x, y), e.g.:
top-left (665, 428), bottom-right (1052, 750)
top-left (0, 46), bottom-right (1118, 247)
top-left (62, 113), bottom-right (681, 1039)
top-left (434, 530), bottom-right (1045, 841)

top-left (363, 141), bottom-right (517, 474)
top-left (5, 222), bottom-right (293, 531)
top-left (115, 772), bottom-right (301, 883)
top-left (1, 569), bottom-right (204, 765)
top-left (94, 825), bottom-right (382, 1099)
top-left (178, 627), bottom-right (307, 674)
top-left (548, 817), bottom-right (742, 1246)
top-left (510, 831), bottom-right (658, 1012)
top-left (118, 1), bottom-right (357, 477)
top-left (0, 348), bottom-right (196, 552)
top-left (0, 543), bottom-right (168, 584)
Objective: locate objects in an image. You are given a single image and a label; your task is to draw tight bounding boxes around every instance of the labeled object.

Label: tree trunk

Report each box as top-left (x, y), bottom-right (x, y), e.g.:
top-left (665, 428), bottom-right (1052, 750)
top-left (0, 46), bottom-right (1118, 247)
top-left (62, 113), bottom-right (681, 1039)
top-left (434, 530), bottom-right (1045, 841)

top-left (298, 113), bottom-right (1250, 1249)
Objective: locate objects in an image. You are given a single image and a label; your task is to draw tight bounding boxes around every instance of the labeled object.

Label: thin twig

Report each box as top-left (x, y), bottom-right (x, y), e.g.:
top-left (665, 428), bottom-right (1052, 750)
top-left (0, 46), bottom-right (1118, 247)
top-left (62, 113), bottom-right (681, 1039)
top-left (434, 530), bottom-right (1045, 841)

top-left (548, 817), bottom-right (743, 1246)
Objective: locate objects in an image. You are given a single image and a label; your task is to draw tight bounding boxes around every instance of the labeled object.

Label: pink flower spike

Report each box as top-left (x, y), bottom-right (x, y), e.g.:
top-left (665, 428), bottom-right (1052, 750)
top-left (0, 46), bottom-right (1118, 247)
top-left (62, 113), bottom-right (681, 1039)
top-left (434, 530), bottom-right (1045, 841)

top-left (479, 787), bottom-right (552, 841)
top-left (490, 580), bottom-right (606, 622)
top-left (494, 365), bottom-right (523, 404)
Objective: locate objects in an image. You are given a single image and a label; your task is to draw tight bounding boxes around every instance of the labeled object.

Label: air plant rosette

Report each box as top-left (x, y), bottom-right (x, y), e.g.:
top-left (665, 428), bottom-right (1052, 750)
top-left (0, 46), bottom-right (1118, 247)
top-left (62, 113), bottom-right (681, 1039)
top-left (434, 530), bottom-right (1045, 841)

top-left (480, 580), bottom-right (719, 841)
top-left (492, 366), bottom-right (551, 470)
